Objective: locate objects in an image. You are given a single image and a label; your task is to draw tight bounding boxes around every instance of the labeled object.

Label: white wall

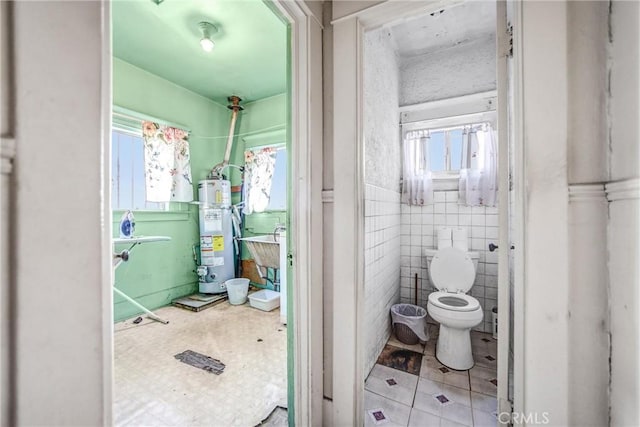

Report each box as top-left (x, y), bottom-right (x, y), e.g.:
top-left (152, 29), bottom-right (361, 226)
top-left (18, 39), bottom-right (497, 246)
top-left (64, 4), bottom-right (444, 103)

top-left (566, 2), bottom-right (610, 425)
top-left (362, 27), bottom-right (402, 375)
top-left (12, 1), bottom-right (110, 425)
top-left (364, 28), bottom-right (401, 191)
top-left (520, 1), bottom-right (570, 424)
top-left (363, 185), bottom-right (401, 374)
top-left (609, 1), bottom-right (639, 182)
top-left (400, 190), bottom-right (498, 334)
top-left (608, 1), bottom-right (640, 424)
top-left (399, 36), bottom-right (496, 107)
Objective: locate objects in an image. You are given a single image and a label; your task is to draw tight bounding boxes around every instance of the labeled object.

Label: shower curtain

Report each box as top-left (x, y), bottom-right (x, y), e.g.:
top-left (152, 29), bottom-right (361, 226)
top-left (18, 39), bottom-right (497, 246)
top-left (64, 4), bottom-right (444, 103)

top-left (458, 124), bottom-right (498, 206)
top-left (402, 129), bottom-right (434, 205)
top-left (142, 121), bottom-right (193, 202)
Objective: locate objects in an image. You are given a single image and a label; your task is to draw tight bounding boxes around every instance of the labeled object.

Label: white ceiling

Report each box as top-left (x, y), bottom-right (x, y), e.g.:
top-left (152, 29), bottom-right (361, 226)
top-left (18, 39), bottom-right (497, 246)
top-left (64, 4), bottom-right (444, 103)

top-left (388, 1), bottom-right (496, 57)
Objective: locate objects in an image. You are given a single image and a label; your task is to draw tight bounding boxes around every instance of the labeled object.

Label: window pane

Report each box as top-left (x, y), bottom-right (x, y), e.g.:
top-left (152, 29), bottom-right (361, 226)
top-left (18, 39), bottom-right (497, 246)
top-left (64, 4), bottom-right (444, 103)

top-left (119, 133), bottom-right (133, 209)
top-left (111, 128), bottom-right (164, 211)
top-left (267, 148), bottom-right (287, 210)
top-left (429, 131), bottom-right (445, 172)
top-left (449, 129), bottom-right (463, 171)
top-left (132, 135), bottom-right (146, 210)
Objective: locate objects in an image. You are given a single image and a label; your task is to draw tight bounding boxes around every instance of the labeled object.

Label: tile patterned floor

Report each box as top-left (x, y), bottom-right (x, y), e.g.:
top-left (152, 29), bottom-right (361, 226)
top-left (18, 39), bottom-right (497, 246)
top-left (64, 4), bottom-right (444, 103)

top-left (365, 325), bottom-right (499, 427)
top-left (114, 302), bottom-right (287, 426)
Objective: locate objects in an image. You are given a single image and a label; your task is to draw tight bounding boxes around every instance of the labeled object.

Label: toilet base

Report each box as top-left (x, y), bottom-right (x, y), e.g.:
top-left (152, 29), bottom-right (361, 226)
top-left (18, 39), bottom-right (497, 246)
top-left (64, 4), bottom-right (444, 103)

top-left (436, 324), bottom-right (474, 370)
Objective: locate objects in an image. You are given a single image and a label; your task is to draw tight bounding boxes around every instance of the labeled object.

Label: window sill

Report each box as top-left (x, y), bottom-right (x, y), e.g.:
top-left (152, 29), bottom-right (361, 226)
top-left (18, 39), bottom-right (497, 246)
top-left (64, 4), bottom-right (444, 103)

top-left (432, 176), bottom-right (459, 191)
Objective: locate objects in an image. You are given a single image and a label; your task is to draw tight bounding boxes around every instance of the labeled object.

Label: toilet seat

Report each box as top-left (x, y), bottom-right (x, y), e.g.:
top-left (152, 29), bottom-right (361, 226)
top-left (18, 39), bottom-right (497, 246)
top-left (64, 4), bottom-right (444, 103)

top-left (428, 291), bottom-right (480, 312)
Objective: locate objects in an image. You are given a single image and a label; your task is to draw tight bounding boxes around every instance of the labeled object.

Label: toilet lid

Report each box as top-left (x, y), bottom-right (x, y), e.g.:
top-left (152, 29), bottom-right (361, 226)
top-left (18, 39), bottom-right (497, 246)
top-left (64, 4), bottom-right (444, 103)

top-left (429, 247), bottom-right (475, 293)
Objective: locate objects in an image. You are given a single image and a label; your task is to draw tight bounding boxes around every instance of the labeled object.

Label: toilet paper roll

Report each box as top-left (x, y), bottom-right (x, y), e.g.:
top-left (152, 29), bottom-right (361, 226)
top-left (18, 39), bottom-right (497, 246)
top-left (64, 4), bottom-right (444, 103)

top-left (437, 227), bottom-right (452, 249)
top-left (452, 227), bottom-right (468, 251)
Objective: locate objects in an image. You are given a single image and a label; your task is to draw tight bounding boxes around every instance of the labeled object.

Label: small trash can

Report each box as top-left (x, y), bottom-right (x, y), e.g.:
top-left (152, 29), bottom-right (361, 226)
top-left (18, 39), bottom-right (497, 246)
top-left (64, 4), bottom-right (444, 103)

top-left (390, 304), bottom-right (428, 344)
top-left (492, 307), bottom-right (498, 339)
top-left (226, 278), bottom-right (250, 305)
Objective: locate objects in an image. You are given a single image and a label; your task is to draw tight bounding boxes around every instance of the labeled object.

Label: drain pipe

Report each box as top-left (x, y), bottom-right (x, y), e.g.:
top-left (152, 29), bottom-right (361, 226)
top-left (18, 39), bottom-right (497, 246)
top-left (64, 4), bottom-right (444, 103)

top-left (209, 95), bottom-right (243, 179)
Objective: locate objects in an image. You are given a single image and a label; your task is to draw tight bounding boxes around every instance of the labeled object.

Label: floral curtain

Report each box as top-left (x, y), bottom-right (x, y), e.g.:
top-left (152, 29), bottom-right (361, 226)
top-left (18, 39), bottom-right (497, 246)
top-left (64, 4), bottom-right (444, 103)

top-left (142, 121), bottom-right (193, 202)
top-left (401, 129), bottom-right (434, 205)
top-left (458, 123), bottom-right (498, 206)
top-left (243, 147), bottom-right (277, 215)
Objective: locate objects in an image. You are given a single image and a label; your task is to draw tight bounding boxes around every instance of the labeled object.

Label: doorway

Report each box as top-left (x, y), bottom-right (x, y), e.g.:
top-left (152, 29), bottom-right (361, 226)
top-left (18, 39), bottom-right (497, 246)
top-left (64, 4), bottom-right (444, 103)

top-left (106, 0), bottom-right (322, 425)
top-left (331, 1), bottom-right (522, 425)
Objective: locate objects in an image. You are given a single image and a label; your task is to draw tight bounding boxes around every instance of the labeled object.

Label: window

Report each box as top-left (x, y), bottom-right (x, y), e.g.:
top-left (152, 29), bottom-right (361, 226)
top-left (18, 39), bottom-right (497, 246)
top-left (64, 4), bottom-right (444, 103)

top-left (111, 127), bottom-right (165, 211)
top-left (425, 127), bottom-right (464, 175)
top-left (267, 147), bottom-right (287, 211)
top-left (243, 144), bottom-right (287, 214)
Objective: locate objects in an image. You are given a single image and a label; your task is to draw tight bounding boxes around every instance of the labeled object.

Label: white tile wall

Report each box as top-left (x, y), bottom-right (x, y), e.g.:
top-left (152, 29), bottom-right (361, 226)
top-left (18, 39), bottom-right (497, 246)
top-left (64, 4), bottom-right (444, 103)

top-left (400, 190), bottom-right (499, 333)
top-left (364, 184), bottom-right (402, 374)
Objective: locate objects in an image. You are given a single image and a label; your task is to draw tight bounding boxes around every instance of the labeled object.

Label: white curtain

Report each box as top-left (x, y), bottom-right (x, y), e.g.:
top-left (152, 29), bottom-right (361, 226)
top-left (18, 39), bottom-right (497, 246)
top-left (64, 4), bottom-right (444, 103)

top-left (142, 121), bottom-right (193, 202)
top-left (402, 129), bottom-right (434, 205)
top-left (458, 124), bottom-right (498, 206)
top-left (243, 147), bottom-right (277, 215)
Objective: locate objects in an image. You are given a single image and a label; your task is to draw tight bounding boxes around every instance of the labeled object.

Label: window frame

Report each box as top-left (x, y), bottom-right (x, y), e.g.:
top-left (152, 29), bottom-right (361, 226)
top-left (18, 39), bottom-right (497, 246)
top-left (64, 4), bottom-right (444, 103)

top-left (244, 142), bottom-right (287, 212)
top-left (401, 111), bottom-right (497, 187)
top-left (111, 106), bottom-right (191, 213)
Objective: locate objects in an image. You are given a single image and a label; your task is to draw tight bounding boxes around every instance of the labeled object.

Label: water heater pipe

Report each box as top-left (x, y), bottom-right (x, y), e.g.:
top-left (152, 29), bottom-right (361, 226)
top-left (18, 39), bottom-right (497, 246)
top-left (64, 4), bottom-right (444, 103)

top-left (209, 95), bottom-right (243, 178)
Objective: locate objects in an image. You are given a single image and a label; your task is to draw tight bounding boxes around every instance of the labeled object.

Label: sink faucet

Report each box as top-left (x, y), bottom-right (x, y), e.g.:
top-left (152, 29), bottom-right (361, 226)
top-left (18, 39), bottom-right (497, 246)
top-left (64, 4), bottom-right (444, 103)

top-left (273, 223), bottom-right (286, 242)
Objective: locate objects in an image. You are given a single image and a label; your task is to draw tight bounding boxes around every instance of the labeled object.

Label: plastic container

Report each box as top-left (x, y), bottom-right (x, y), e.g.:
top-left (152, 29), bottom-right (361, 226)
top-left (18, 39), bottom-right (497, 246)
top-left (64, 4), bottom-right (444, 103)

top-left (226, 278), bottom-right (250, 305)
top-left (248, 289), bottom-right (281, 312)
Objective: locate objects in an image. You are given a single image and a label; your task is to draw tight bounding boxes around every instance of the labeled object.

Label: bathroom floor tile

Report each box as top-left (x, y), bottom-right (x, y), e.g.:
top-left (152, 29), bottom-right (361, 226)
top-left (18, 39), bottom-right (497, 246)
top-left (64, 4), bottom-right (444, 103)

top-left (414, 381), bottom-right (473, 426)
top-left (424, 339), bottom-right (437, 357)
top-left (420, 356), bottom-right (471, 390)
top-left (114, 303), bottom-right (286, 427)
top-left (470, 376), bottom-right (498, 397)
top-left (408, 407), bottom-right (441, 427)
top-left (469, 365), bottom-right (497, 381)
top-left (441, 418), bottom-right (472, 427)
top-left (376, 344), bottom-right (423, 376)
top-left (474, 354), bottom-right (497, 370)
top-left (472, 409), bottom-right (498, 427)
top-left (364, 390), bottom-right (412, 427)
top-left (365, 364), bottom-right (419, 406)
top-left (470, 391), bottom-right (497, 414)
top-left (378, 327), bottom-right (500, 426)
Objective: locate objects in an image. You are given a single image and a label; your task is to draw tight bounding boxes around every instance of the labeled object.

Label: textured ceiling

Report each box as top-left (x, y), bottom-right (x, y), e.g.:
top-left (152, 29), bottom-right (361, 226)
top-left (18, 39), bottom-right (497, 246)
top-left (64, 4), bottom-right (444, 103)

top-left (389, 1), bottom-right (496, 57)
top-left (112, 0), bottom-right (287, 105)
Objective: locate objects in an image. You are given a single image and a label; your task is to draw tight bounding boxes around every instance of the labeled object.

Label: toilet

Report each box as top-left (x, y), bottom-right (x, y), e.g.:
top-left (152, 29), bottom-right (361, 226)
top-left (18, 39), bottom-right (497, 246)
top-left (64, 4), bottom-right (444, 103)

top-left (425, 246), bottom-right (483, 370)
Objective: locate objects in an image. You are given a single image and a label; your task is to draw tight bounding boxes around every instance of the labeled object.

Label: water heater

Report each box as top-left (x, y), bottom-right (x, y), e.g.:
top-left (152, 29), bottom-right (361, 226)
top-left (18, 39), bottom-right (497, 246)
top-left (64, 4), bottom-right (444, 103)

top-left (197, 179), bottom-right (235, 293)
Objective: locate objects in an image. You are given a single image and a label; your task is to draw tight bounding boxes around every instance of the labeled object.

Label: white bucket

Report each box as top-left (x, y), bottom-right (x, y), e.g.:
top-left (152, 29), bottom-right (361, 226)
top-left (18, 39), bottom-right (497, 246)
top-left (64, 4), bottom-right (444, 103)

top-left (226, 278), bottom-right (250, 305)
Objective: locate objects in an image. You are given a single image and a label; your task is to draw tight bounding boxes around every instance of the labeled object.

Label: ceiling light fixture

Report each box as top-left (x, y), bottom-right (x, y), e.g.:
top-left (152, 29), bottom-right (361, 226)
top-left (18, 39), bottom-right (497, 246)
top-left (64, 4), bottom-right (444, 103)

top-left (198, 22), bottom-right (218, 53)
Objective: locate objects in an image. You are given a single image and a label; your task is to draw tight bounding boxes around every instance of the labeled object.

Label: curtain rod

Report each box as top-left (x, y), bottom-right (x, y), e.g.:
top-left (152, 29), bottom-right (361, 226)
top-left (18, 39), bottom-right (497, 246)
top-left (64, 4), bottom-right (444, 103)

top-left (404, 122), bottom-right (492, 133)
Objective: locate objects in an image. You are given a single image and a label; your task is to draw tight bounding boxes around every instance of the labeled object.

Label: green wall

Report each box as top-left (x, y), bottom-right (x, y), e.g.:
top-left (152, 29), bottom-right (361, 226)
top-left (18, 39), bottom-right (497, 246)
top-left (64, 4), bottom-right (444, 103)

top-left (235, 94), bottom-right (288, 261)
top-left (112, 59), bottom-right (287, 321)
top-left (112, 58), bottom-right (233, 321)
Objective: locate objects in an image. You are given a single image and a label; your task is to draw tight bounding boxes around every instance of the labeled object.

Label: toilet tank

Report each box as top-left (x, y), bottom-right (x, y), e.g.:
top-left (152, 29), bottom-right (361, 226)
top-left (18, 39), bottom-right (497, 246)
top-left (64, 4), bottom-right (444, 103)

top-left (424, 248), bottom-right (480, 271)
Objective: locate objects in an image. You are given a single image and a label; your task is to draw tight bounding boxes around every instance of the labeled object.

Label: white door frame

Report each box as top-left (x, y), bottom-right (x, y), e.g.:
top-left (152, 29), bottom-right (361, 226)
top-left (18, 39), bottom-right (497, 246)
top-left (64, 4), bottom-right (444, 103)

top-left (269, 1), bottom-right (324, 425)
top-left (101, 1), bottom-right (323, 425)
top-left (332, 1), bottom-right (524, 424)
